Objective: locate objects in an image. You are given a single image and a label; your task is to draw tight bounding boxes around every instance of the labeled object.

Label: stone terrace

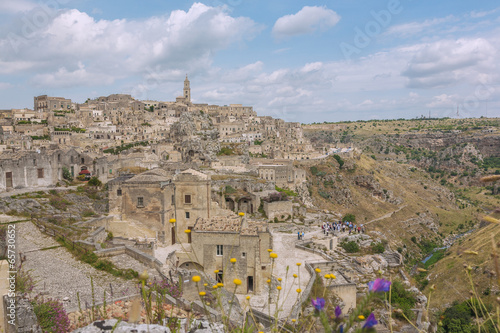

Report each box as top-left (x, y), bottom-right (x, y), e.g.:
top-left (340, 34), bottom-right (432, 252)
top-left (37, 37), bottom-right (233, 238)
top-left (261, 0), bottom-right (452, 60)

top-left (17, 221), bottom-right (139, 311)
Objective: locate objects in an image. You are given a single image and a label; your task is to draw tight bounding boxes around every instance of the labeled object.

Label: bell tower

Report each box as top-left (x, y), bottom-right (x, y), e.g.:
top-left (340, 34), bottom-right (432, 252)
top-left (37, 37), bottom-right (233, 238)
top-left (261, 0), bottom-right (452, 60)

top-left (183, 74), bottom-right (191, 103)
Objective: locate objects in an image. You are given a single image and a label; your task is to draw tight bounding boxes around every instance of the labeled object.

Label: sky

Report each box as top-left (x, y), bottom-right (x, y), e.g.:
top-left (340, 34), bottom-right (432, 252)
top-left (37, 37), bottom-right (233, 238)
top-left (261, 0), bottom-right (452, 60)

top-left (0, 0), bottom-right (499, 123)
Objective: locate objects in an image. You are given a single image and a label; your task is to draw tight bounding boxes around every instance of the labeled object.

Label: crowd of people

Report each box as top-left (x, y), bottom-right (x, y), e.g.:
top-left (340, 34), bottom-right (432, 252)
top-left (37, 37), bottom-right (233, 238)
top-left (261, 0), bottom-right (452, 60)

top-left (296, 221), bottom-right (366, 240)
top-left (322, 221), bottom-right (365, 236)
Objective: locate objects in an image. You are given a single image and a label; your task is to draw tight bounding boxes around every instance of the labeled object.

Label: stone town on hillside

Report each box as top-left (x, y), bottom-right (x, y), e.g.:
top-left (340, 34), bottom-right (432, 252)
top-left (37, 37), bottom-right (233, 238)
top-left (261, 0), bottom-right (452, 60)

top-left (0, 77), bottom-right (367, 330)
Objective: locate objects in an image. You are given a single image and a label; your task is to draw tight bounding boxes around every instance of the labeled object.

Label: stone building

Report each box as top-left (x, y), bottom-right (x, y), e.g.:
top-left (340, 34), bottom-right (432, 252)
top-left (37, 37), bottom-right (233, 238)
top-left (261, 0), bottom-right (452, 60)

top-left (34, 95), bottom-right (72, 112)
top-left (107, 168), bottom-right (211, 245)
top-left (177, 215), bottom-right (272, 294)
top-left (0, 148), bottom-right (94, 192)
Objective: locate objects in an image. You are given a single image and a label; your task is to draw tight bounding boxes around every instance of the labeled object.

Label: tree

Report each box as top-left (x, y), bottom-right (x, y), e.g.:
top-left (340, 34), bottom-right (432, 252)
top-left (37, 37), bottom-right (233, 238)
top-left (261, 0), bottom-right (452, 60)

top-left (87, 176), bottom-right (102, 187)
top-left (62, 167), bottom-right (72, 181)
top-left (333, 154), bottom-right (344, 168)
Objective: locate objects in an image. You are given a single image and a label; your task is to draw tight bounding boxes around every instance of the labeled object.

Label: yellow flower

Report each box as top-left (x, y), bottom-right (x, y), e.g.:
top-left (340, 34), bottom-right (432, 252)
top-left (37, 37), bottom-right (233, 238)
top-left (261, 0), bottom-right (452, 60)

top-left (293, 274), bottom-right (297, 278)
top-left (358, 315), bottom-right (365, 320)
top-left (270, 253), bottom-right (278, 259)
top-left (330, 274), bottom-right (336, 279)
top-left (230, 258), bottom-right (237, 263)
top-left (214, 270), bottom-right (219, 273)
top-left (267, 279), bottom-right (271, 284)
top-left (277, 286), bottom-right (282, 291)
top-left (278, 278), bottom-right (282, 282)
top-left (324, 274), bottom-right (331, 279)
top-left (212, 285), bottom-right (218, 289)
top-left (292, 319), bottom-right (296, 323)
top-left (233, 279), bottom-right (242, 286)
top-left (184, 229), bottom-right (191, 233)
top-left (192, 275), bottom-right (201, 282)
top-left (296, 288), bottom-right (302, 293)
top-left (296, 263), bottom-right (301, 266)
top-left (169, 218), bottom-right (176, 223)
top-left (315, 268), bottom-right (321, 273)
top-left (199, 291), bottom-right (206, 296)
top-left (217, 283), bottom-right (224, 287)
top-left (239, 212), bottom-right (245, 216)
top-left (203, 283), bottom-right (208, 287)
top-left (246, 296), bottom-right (251, 300)
top-left (267, 249), bottom-right (273, 252)
top-left (138, 270), bottom-right (149, 282)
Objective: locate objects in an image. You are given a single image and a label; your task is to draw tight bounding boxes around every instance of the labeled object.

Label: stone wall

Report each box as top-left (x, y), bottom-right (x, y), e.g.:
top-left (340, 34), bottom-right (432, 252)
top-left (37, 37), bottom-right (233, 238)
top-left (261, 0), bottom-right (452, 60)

top-left (263, 200), bottom-right (293, 220)
top-left (3, 296), bottom-right (41, 333)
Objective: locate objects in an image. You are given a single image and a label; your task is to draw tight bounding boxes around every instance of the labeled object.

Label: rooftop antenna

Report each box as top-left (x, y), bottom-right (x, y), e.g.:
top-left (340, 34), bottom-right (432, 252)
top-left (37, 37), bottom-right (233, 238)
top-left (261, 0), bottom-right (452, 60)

top-left (456, 105), bottom-right (460, 118)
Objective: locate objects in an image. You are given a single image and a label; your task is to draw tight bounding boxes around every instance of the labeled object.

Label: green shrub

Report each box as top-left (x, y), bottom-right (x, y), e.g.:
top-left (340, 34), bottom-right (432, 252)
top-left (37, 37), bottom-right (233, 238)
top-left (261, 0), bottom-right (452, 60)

top-left (391, 280), bottom-right (417, 320)
top-left (62, 167), bottom-right (72, 181)
top-left (371, 242), bottom-right (385, 254)
top-left (341, 241), bottom-right (359, 253)
top-left (87, 176), bottom-right (102, 187)
top-left (342, 213), bottom-right (356, 223)
top-left (333, 154), bottom-right (344, 168)
top-left (225, 185), bottom-right (237, 194)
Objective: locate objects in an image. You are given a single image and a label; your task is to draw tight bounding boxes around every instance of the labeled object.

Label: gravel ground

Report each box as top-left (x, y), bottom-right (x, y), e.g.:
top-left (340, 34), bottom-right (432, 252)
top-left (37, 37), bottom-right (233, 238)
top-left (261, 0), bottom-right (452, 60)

top-left (17, 221), bottom-right (139, 312)
top-left (236, 229), bottom-right (325, 319)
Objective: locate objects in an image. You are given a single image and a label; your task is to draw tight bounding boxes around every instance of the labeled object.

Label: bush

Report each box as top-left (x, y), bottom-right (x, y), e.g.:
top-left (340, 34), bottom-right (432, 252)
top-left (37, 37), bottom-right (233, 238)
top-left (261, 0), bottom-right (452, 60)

top-left (32, 298), bottom-right (70, 333)
top-left (391, 280), bottom-right (417, 320)
top-left (87, 176), bottom-right (102, 187)
top-left (333, 154), bottom-right (344, 168)
top-left (341, 241), bottom-right (359, 253)
top-left (62, 167), bottom-right (72, 181)
top-left (371, 242), bottom-right (385, 254)
top-left (225, 185), bottom-right (237, 194)
top-left (342, 213), bottom-right (356, 223)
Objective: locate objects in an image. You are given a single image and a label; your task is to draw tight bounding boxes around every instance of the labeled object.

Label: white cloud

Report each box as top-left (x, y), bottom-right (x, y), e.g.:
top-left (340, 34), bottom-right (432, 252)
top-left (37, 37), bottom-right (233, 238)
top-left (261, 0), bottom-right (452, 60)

top-left (272, 6), bottom-right (340, 38)
top-left (402, 38), bottom-right (497, 88)
top-left (300, 62), bottom-right (323, 73)
top-left (426, 94), bottom-right (459, 108)
top-left (0, 3), bottom-right (262, 88)
top-left (0, 82), bottom-right (12, 90)
top-left (385, 16), bottom-right (456, 38)
top-left (0, 0), bottom-right (37, 13)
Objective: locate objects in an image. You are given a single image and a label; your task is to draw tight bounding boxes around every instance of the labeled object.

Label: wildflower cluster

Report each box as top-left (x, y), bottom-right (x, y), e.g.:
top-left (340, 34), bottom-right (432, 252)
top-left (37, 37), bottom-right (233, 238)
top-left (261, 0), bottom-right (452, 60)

top-left (305, 278), bottom-right (390, 332)
top-left (32, 297), bottom-right (71, 333)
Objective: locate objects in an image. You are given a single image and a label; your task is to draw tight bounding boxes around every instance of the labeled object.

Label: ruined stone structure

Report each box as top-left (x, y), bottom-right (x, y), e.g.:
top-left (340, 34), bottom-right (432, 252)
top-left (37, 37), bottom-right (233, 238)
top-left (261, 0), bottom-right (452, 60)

top-left (108, 168), bottom-right (212, 244)
top-left (177, 215), bottom-right (272, 294)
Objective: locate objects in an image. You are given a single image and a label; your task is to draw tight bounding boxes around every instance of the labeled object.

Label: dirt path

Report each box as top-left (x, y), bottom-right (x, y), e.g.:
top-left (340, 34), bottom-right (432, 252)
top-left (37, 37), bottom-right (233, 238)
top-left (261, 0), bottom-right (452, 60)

top-left (365, 205), bottom-right (407, 225)
top-left (17, 221), bottom-right (139, 312)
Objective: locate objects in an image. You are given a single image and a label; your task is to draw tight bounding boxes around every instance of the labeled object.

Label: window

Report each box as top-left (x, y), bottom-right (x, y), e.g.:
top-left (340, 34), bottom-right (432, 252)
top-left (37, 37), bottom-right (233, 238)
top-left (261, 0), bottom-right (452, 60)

top-left (216, 245), bottom-right (223, 256)
top-left (117, 189), bottom-right (122, 196)
top-left (37, 168), bottom-right (44, 179)
top-left (33, 159), bottom-right (36, 166)
top-left (184, 194), bottom-right (191, 204)
top-left (185, 212), bottom-right (190, 219)
top-left (137, 197), bottom-right (144, 207)
top-left (242, 252), bottom-right (246, 258)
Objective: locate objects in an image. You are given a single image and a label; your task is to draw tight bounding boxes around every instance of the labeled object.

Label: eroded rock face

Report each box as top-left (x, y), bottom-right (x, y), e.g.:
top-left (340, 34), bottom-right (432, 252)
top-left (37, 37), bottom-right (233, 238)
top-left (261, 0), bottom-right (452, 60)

top-left (171, 112), bottom-right (221, 163)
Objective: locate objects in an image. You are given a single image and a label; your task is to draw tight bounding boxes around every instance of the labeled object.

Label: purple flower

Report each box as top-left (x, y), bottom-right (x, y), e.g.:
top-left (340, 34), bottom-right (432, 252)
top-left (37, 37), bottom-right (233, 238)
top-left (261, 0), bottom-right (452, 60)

top-left (335, 305), bottom-right (342, 318)
top-left (311, 297), bottom-right (325, 311)
top-left (339, 324), bottom-right (344, 333)
top-left (367, 278), bottom-right (391, 292)
top-left (363, 313), bottom-right (378, 329)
